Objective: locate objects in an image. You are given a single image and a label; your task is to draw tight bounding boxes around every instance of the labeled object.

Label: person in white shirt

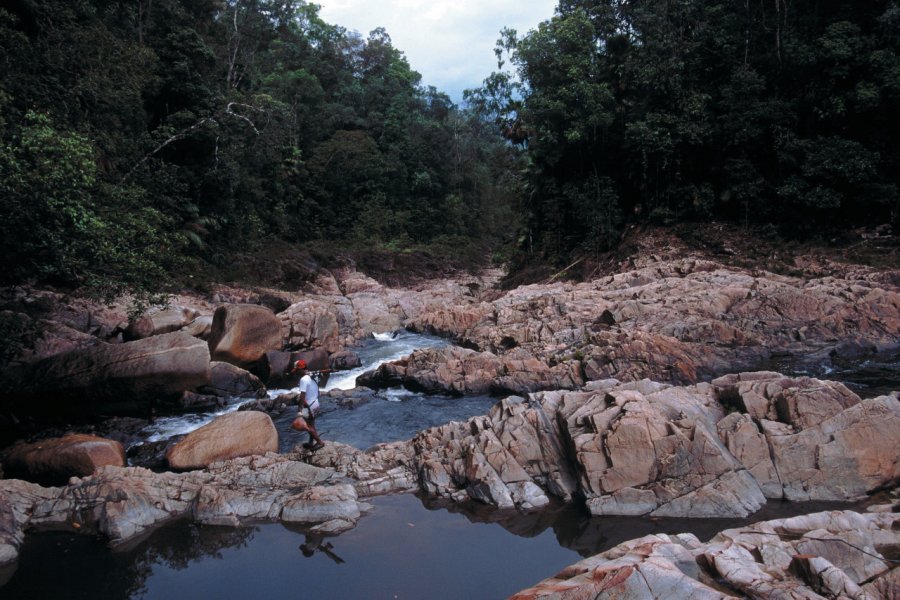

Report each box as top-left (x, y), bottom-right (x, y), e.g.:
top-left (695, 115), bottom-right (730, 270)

top-left (291, 359), bottom-right (324, 450)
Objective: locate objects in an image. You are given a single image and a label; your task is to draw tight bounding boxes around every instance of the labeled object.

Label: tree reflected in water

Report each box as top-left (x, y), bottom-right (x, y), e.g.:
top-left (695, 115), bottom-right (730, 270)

top-left (3, 520), bottom-right (256, 599)
top-left (416, 493), bottom-right (863, 559)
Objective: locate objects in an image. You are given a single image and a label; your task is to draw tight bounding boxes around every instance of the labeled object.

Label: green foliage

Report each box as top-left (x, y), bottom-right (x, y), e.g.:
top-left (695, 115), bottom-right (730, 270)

top-left (0, 311), bottom-right (38, 364)
top-left (0, 110), bottom-right (184, 302)
top-left (470, 0), bottom-right (900, 264)
top-left (0, 111), bottom-right (101, 284)
top-left (0, 0), bottom-right (524, 297)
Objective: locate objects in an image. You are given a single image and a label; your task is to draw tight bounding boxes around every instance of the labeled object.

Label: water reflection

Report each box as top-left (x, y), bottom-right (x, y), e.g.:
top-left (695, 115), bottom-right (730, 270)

top-left (298, 533), bottom-right (346, 564)
top-left (419, 494), bottom-right (863, 559)
top-left (2, 492), bottom-right (866, 600)
top-left (2, 521), bottom-right (256, 600)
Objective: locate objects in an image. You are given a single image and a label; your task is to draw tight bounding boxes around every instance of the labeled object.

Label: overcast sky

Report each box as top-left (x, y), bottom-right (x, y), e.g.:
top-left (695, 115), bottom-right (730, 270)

top-left (316, 0), bottom-right (558, 102)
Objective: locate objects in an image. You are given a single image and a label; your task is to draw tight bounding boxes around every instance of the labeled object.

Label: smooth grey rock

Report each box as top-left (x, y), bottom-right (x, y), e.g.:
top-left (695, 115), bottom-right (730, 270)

top-left (1, 332), bottom-right (211, 410)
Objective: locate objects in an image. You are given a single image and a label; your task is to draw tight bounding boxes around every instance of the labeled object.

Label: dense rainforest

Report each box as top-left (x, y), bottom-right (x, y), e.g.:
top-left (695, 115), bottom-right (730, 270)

top-left (1, 0), bottom-right (898, 303)
top-left (469, 0), bottom-right (900, 264)
top-left (0, 0), bottom-right (523, 303)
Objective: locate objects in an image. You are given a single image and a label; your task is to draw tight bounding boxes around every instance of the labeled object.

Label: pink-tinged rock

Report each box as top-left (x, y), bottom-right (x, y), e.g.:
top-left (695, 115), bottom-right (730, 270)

top-left (712, 372), bottom-right (861, 429)
top-left (348, 294), bottom-right (402, 337)
top-left (335, 374), bottom-right (898, 518)
top-left (201, 362), bottom-right (265, 397)
top-left (281, 483), bottom-right (361, 523)
top-left (511, 533), bottom-right (728, 600)
top-left (767, 395), bottom-right (900, 501)
top-left (358, 346), bottom-right (503, 395)
top-left (166, 412), bottom-right (278, 470)
top-left (182, 315), bottom-right (213, 339)
top-left (1, 331), bottom-right (211, 407)
top-left (358, 346), bottom-right (582, 396)
top-left (278, 299), bottom-right (342, 353)
top-left (513, 510), bottom-right (899, 600)
top-left (0, 453), bottom-right (368, 565)
top-left (404, 379), bottom-right (765, 517)
top-left (3, 434), bottom-right (125, 482)
top-left (125, 306), bottom-right (200, 340)
top-left (208, 304), bottom-right (283, 369)
top-left (408, 305), bottom-right (492, 338)
top-left (581, 330), bottom-right (712, 385)
top-left (420, 258), bottom-right (900, 386)
top-left (717, 412), bottom-right (782, 498)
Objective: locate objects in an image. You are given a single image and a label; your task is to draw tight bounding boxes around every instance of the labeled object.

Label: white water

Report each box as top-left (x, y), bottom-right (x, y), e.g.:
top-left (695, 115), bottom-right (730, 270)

top-left (138, 331), bottom-right (448, 443)
top-left (321, 331), bottom-right (446, 391)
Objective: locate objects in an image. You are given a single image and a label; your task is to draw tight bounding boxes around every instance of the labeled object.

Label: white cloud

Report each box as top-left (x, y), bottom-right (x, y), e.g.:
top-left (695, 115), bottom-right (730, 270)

top-left (315, 0), bottom-right (557, 101)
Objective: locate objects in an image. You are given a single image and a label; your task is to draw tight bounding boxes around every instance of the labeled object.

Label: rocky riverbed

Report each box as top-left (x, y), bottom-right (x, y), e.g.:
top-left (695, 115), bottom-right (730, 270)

top-left (0, 239), bottom-right (897, 597)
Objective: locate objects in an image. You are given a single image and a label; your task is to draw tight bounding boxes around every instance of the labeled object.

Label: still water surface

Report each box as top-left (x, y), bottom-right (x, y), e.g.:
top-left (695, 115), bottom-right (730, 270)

top-left (1, 492), bottom-right (855, 600)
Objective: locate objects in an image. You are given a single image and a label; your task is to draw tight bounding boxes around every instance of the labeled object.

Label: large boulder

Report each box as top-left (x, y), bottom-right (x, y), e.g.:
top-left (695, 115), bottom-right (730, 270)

top-left (125, 306), bottom-right (201, 341)
top-left (357, 346), bottom-right (582, 396)
top-left (712, 371), bottom-right (861, 428)
top-left (182, 315), bottom-right (214, 340)
top-left (359, 346), bottom-right (504, 395)
top-left (2, 434), bottom-right (125, 484)
top-left (199, 362), bottom-right (265, 398)
top-left (175, 391), bottom-right (226, 412)
top-left (713, 373), bottom-right (900, 500)
top-left (260, 348), bottom-right (329, 387)
top-left (765, 395), bottom-right (900, 500)
top-left (407, 304), bottom-right (493, 338)
top-left (566, 383), bottom-right (767, 518)
top-left (165, 412), bottom-right (278, 470)
top-left (207, 304), bottom-right (283, 370)
top-left (278, 299), bottom-right (342, 353)
top-left (495, 348), bottom-right (584, 395)
top-left (348, 294), bottom-right (402, 337)
top-left (0, 331), bottom-right (211, 414)
top-left (402, 379), bottom-right (765, 517)
top-left (329, 350), bottom-right (361, 371)
top-left (580, 330), bottom-right (726, 385)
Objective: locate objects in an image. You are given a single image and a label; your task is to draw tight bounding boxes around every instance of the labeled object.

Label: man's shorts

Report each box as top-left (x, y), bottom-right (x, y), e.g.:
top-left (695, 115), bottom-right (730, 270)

top-left (300, 404), bottom-right (320, 419)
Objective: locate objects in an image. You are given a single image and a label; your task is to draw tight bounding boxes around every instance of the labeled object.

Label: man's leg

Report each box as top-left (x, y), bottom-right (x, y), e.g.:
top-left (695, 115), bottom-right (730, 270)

top-left (307, 416), bottom-right (324, 447)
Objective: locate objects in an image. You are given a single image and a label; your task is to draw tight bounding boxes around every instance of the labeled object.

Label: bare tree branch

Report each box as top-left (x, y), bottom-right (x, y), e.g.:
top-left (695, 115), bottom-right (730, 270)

top-left (120, 98), bottom-right (266, 183)
top-left (120, 117), bottom-right (216, 183)
top-left (224, 102), bottom-right (265, 135)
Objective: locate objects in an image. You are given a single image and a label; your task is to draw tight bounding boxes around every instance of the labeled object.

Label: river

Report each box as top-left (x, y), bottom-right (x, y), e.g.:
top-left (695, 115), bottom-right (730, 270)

top-left (0, 333), bottom-right (895, 599)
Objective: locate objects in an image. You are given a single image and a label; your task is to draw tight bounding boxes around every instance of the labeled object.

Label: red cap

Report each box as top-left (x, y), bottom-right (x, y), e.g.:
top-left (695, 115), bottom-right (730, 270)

top-left (294, 359), bottom-right (307, 370)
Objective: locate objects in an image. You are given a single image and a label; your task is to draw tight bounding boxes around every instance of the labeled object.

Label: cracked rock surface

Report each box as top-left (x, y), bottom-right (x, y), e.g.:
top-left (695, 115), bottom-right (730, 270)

top-left (310, 374), bottom-right (900, 517)
top-left (511, 509), bottom-right (900, 599)
top-left (0, 452), bottom-right (366, 566)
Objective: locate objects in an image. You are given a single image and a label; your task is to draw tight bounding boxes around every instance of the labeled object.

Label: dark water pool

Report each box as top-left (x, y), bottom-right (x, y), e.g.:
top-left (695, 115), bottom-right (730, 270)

top-left (0, 492), bottom-right (857, 600)
top-left (274, 392), bottom-right (497, 452)
top-left (763, 349), bottom-right (900, 399)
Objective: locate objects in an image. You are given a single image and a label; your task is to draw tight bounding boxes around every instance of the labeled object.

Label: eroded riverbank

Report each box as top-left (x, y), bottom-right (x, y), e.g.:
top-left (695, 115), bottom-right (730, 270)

top-left (0, 246), bottom-right (897, 598)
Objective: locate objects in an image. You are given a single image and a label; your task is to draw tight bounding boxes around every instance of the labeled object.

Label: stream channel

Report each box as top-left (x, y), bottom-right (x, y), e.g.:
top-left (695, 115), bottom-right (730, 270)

top-left (1, 332), bottom-right (897, 599)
